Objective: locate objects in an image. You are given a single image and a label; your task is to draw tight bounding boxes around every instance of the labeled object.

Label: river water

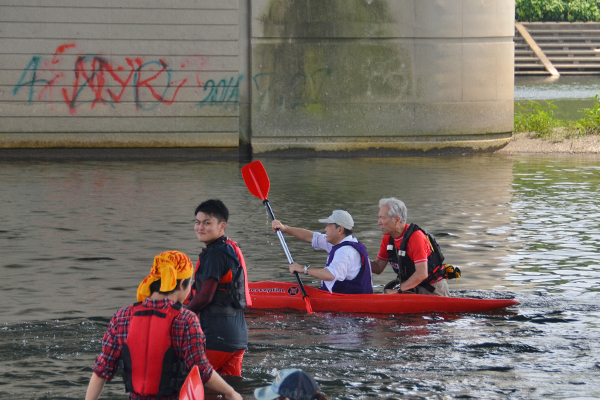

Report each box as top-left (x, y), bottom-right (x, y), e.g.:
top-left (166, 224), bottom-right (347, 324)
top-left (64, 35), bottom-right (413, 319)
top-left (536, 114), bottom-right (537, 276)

top-left (1, 155), bottom-right (599, 399)
top-left (515, 76), bottom-right (600, 120)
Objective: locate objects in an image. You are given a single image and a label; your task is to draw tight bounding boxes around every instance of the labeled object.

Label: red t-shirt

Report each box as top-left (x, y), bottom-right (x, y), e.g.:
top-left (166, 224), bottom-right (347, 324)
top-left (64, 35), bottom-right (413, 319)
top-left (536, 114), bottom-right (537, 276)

top-left (377, 224), bottom-right (432, 267)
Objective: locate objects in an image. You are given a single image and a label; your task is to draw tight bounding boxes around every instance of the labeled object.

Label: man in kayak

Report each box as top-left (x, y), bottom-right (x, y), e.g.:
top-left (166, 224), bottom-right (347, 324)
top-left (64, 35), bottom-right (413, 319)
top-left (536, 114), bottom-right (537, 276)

top-left (371, 197), bottom-right (450, 296)
top-left (272, 209), bottom-right (373, 294)
top-left (186, 199), bottom-right (250, 377)
top-left (85, 251), bottom-right (242, 400)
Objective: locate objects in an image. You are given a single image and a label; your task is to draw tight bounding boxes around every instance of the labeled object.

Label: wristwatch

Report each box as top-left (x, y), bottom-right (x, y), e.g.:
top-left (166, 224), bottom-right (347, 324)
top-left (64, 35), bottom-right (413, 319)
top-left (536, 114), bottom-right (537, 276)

top-left (303, 264), bottom-right (310, 275)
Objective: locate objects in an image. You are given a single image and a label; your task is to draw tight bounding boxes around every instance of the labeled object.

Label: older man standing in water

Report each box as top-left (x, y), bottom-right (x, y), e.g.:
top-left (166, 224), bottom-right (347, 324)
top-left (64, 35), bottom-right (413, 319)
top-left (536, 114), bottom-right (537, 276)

top-left (272, 210), bottom-right (373, 294)
top-left (371, 197), bottom-right (450, 296)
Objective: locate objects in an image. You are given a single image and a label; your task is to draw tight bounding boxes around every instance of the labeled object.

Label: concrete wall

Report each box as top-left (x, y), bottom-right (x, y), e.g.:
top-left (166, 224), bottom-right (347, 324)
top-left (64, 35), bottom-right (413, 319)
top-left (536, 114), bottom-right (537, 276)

top-left (251, 0), bottom-right (515, 154)
top-left (0, 0), bottom-right (244, 152)
top-left (0, 0), bottom-right (514, 156)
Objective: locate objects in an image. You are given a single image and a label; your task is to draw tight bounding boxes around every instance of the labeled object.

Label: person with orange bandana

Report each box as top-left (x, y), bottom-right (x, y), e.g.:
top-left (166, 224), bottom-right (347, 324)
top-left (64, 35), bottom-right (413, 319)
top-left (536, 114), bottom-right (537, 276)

top-left (186, 199), bottom-right (251, 377)
top-left (85, 250), bottom-right (242, 400)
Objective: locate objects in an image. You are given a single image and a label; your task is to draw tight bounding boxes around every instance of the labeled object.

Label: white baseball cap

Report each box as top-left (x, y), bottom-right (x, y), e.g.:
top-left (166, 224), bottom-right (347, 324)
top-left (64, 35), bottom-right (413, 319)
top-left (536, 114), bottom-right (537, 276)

top-left (318, 210), bottom-right (354, 230)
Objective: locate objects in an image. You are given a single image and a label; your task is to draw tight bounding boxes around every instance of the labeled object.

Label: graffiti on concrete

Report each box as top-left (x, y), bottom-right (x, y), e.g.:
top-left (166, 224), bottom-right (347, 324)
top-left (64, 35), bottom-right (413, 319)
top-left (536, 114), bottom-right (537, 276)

top-left (12, 43), bottom-right (243, 113)
top-left (12, 44), bottom-right (344, 115)
top-left (197, 75), bottom-right (244, 110)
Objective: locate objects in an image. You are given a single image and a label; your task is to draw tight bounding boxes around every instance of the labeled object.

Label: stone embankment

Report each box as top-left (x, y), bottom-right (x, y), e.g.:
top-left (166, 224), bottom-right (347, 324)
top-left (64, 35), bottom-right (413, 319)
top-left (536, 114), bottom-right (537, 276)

top-left (495, 133), bottom-right (600, 154)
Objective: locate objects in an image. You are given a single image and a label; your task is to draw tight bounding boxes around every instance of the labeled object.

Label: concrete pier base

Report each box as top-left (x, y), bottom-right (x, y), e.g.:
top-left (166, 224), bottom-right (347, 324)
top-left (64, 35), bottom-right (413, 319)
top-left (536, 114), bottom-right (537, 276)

top-left (252, 134), bottom-right (512, 156)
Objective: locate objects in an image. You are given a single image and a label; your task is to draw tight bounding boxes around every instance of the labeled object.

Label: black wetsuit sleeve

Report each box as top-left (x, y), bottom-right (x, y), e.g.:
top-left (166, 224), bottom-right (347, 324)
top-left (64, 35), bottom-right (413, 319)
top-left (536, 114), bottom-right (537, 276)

top-left (185, 278), bottom-right (218, 314)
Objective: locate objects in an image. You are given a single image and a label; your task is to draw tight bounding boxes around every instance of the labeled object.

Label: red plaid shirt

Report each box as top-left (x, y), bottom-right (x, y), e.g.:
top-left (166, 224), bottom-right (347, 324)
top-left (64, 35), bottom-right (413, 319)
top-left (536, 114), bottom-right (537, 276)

top-left (93, 298), bottom-right (213, 399)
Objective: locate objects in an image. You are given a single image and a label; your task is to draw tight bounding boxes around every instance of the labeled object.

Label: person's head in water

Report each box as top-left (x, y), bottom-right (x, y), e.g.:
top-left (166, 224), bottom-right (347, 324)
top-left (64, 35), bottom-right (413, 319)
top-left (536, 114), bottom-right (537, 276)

top-left (254, 369), bottom-right (329, 400)
top-left (194, 199), bottom-right (229, 245)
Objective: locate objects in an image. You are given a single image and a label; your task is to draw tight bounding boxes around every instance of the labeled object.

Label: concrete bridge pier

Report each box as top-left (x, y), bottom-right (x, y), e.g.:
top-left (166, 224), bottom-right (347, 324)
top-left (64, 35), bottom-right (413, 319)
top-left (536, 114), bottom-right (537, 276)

top-left (250, 0), bottom-right (515, 155)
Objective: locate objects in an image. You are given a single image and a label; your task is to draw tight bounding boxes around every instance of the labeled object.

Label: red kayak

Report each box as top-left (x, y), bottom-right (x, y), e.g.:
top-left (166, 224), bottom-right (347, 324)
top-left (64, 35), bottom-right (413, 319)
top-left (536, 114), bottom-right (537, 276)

top-left (248, 281), bottom-right (518, 314)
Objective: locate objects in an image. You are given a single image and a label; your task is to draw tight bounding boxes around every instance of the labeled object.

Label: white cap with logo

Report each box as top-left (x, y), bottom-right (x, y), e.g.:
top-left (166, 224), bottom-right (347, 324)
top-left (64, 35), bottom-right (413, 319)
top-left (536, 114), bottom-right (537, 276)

top-left (318, 210), bottom-right (354, 230)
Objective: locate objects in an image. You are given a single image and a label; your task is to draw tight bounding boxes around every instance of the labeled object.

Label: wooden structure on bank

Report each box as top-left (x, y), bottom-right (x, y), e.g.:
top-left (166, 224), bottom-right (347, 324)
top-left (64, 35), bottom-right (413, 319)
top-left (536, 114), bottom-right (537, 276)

top-left (515, 22), bottom-right (600, 75)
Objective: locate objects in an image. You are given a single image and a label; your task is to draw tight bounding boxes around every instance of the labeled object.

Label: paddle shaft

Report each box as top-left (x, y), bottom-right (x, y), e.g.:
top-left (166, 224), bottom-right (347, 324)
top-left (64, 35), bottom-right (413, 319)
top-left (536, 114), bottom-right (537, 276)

top-left (241, 160), bottom-right (312, 313)
top-left (263, 199), bottom-right (310, 299)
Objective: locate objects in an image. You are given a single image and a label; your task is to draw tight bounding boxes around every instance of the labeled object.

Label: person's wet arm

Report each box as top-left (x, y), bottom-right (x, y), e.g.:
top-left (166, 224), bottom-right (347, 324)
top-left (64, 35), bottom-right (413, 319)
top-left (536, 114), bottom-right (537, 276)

top-left (370, 258), bottom-right (388, 274)
top-left (85, 373), bottom-right (106, 400)
top-left (397, 232), bottom-right (430, 292)
top-left (289, 262), bottom-right (335, 281)
top-left (272, 220), bottom-right (314, 242)
top-left (87, 309), bottom-right (127, 399)
top-left (397, 261), bottom-right (428, 291)
top-left (372, 237), bottom-right (391, 274)
top-left (185, 278), bottom-right (218, 314)
top-left (204, 372), bottom-right (243, 400)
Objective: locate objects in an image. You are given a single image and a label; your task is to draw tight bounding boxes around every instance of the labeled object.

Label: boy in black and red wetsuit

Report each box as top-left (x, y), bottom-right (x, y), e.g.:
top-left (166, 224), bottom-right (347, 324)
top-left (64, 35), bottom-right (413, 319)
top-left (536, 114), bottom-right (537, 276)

top-left (85, 250), bottom-right (241, 400)
top-left (186, 200), bottom-right (251, 377)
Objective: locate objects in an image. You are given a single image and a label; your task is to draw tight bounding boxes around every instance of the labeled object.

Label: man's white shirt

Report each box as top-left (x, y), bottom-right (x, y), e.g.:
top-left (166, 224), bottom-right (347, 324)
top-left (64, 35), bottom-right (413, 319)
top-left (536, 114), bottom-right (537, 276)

top-left (311, 232), bottom-right (364, 293)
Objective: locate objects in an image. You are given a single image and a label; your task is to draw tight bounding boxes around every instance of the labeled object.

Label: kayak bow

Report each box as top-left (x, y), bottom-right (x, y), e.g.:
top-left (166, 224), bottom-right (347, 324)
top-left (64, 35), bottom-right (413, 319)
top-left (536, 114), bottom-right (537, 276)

top-left (248, 281), bottom-right (518, 314)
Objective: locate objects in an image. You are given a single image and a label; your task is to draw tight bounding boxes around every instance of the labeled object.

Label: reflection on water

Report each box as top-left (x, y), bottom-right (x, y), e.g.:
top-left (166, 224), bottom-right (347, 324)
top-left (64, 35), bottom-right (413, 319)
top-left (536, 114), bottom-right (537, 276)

top-left (0, 155), bottom-right (599, 399)
top-left (504, 157), bottom-right (600, 295)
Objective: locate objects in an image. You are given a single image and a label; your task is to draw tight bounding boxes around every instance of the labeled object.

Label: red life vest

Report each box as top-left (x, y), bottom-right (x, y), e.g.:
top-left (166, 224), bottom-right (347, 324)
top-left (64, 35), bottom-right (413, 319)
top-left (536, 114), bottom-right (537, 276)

top-left (119, 302), bottom-right (187, 397)
top-left (226, 237), bottom-right (252, 308)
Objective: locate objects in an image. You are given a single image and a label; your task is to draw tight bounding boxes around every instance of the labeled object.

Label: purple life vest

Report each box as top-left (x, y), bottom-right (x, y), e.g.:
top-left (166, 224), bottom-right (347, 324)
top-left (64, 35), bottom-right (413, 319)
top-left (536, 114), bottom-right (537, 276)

top-left (320, 241), bottom-right (373, 294)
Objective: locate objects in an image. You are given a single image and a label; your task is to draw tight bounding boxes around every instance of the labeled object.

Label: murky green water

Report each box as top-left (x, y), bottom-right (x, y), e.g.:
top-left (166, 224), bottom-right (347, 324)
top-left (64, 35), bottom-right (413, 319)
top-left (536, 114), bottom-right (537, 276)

top-left (1, 155), bottom-right (599, 399)
top-left (515, 75), bottom-right (600, 120)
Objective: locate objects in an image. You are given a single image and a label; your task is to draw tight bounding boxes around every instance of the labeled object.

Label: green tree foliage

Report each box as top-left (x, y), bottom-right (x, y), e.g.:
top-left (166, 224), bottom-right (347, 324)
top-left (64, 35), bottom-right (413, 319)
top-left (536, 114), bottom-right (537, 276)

top-left (516, 0), bottom-right (600, 21)
top-left (567, 0), bottom-right (600, 21)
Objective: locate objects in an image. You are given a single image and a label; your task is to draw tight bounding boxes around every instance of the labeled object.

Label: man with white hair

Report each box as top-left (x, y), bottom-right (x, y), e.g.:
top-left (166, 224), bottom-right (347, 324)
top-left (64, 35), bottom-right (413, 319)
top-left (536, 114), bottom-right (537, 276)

top-left (371, 198), bottom-right (450, 296)
top-left (272, 210), bottom-right (373, 294)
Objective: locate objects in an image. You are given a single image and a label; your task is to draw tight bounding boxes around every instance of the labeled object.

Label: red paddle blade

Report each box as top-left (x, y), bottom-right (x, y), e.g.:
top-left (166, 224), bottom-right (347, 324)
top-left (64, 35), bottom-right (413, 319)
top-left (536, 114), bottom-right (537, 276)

top-left (304, 296), bottom-right (313, 314)
top-left (241, 161), bottom-right (270, 201)
top-left (179, 365), bottom-right (204, 400)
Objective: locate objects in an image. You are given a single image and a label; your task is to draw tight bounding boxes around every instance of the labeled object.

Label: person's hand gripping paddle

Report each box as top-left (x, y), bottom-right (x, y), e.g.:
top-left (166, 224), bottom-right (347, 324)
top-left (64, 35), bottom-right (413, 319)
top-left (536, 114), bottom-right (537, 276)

top-left (241, 160), bottom-right (313, 314)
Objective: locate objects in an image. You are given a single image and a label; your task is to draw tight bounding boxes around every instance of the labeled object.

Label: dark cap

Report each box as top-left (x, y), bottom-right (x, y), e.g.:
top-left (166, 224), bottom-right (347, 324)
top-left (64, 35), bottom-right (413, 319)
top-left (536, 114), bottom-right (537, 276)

top-left (254, 369), bottom-right (319, 400)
